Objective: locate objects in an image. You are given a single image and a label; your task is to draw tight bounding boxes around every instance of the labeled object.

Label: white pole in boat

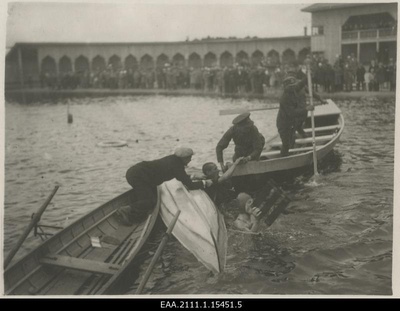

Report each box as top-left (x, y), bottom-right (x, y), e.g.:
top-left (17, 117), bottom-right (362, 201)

top-left (306, 60), bottom-right (319, 178)
top-left (136, 210), bottom-right (181, 294)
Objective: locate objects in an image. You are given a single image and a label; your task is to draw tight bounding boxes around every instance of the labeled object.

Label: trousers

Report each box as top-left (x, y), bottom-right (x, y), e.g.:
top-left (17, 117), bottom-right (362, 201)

top-left (278, 126), bottom-right (296, 157)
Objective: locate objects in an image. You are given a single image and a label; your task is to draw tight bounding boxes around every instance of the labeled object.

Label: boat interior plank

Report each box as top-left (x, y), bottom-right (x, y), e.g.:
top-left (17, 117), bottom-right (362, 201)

top-left (303, 124), bottom-right (340, 133)
top-left (40, 255), bottom-right (120, 275)
top-left (269, 134), bottom-right (335, 148)
top-left (77, 222), bottom-right (145, 295)
top-left (40, 269), bottom-right (92, 295)
top-left (5, 266), bottom-right (42, 295)
top-left (55, 210), bottom-right (118, 254)
top-left (262, 146), bottom-right (322, 158)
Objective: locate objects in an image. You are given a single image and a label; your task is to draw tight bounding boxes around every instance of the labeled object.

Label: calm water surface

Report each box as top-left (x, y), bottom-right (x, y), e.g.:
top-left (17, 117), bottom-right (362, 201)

top-left (3, 95), bottom-right (395, 296)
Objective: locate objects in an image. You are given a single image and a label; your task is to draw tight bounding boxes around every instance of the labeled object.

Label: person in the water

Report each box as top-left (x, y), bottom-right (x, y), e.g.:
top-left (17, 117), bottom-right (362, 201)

top-left (233, 192), bottom-right (262, 232)
top-left (200, 157), bottom-right (244, 204)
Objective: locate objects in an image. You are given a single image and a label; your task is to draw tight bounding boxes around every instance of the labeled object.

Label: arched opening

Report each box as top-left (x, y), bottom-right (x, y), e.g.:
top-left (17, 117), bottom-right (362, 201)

top-left (282, 49), bottom-right (296, 64)
top-left (188, 53), bottom-right (202, 68)
top-left (41, 56), bottom-right (57, 75)
top-left (298, 48), bottom-right (310, 65)
top-left (267, 50), bottom-right (280, 65)
top-left (75, 55), bottom-right (89, 73)
top-left (125, 55), bottom-right (138, 71)
top-left (236, 51), bottom-right (249, 65)
top-left (251, 50), bottom-right (264, 66)
top-left (157, 54), bottom-right (169, 68)
top-left (59, 56), bottom-right (72, 74)
top-left (109, 55), bottom-right (122, 70)
top-left (140, 54), bottom-right (154, 70)
top-left (220, 51), bottom-right (234, 67)
top-left (204, 52), bottom-right (217, 67)
top-left (92, 55), bottom-right (106, 73)
top-left (172, 53), bottom-right (185, 67)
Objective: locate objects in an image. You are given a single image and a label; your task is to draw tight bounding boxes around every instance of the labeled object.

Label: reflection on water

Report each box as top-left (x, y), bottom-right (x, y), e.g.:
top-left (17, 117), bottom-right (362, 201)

top-left (4, 95), bottom-right (394, 295)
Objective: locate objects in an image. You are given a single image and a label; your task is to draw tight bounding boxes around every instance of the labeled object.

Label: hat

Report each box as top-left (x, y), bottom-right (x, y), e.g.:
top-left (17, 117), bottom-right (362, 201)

top-left (232, 112), bottom-right (250, 125)
top-left (174, 147), bottom-right (194, 158)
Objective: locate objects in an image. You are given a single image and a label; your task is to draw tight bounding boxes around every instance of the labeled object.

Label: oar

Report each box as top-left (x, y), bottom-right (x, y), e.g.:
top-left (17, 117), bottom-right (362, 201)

top-left (219, 106), bottom-right (279, 116)
top-left (136, 210), bottom-right (181, 294)
top-left (306, 61), bottom-right (319, 180)
top-left (4, 185), bottom-right (59, 269)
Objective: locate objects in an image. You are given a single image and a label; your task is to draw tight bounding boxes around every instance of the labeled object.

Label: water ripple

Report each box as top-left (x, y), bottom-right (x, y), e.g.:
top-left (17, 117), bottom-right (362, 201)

top-left (4, 95), bottom-right (394, 295)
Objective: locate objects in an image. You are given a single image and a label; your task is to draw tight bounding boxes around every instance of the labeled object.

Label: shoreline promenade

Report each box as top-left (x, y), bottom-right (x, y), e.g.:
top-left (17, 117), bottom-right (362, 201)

top-left (5, 88), bottom-right (396, 101)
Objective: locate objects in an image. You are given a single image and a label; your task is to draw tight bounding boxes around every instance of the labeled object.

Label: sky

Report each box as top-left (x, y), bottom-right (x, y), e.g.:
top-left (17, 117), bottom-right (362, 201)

top-left (3, 0), bottom-right (315, 48)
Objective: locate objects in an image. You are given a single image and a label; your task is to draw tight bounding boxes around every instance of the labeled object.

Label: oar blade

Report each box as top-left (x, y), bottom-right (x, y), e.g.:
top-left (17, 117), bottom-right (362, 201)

top-left (219, 108), bottom-right (249, 116)
top-left (219, 106), bottom-right (279, 116)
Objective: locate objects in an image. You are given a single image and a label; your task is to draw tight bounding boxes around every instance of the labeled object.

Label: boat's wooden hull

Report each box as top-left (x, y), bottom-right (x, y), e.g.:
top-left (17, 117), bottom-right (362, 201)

top-left (4, 188), bottom-right (161, 295)
top-left (232, 99), bottom-right (344, 177)
top-left (159, 179), bottom-right (227, 274)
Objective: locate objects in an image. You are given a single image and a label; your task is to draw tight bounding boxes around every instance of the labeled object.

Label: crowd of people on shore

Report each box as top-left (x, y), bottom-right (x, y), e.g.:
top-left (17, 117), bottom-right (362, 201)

top-left (38, 53), bottom-right (396, 94)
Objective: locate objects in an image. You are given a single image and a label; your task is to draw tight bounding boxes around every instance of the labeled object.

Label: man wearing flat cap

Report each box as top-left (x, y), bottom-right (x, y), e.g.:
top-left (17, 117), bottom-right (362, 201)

top-left (116, 147), bottom-right (212, 225)
top-left (216, 112), bottom-right (265, 172)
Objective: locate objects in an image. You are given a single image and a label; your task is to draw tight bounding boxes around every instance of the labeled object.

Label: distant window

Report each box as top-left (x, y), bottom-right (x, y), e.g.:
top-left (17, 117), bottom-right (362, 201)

top-left (312, 26), bottom-right (324, 36)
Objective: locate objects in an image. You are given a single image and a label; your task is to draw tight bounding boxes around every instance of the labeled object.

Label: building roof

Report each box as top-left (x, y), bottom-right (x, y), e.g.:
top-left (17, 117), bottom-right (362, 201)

top-left (301, 3), bottom-right (370, 13)
top-left (9, 35), bottom-right (310, 48)
top-left (5, 35), bottom-right (310, 58)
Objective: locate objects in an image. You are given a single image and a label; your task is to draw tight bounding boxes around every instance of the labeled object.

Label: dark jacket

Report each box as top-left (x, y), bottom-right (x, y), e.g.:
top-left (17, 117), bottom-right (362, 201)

top-left (205, 178), bottom-right (235, 205)
top-left (126, 154), bottom-right (204, 190)
top-left (216, 120), bottom-right (265, 163)
top-left (277, 77), bottom-right (308, 130)
top-left (356, 66), bottom-right (366, 82)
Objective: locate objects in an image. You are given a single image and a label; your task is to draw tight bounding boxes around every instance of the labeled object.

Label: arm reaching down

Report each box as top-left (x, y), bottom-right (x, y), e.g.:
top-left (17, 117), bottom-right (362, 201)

top-left (218, 157), bottom-right (244, 183)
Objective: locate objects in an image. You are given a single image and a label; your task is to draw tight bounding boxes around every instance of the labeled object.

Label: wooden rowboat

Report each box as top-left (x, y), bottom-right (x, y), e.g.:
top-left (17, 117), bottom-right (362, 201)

top-left (159, 179), bottom-right (227, 274)
top-left (232, 99), bottom-right (344, 177)
top-left (4, 188), bottom-right (161, 295)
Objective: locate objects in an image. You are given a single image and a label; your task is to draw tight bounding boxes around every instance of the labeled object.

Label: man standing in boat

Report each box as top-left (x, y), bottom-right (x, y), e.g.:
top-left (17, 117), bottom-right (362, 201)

top-left (277, 73), bottom-right (314, 157)
top-left (116, 147), bottom-right (212, 226)
top-left (278, 63), bottom-right (327, 157)
top-left (216, 112), bottom-right (265, 172)
top-left (284, 63), bottom-right (326, 140)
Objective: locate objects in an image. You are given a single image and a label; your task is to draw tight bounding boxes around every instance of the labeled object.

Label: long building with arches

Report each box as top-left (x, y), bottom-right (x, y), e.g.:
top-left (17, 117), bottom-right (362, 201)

top-left (6, 2), bottom-right (396, 89)
top-left (5, 36), bottom-right (310, 88)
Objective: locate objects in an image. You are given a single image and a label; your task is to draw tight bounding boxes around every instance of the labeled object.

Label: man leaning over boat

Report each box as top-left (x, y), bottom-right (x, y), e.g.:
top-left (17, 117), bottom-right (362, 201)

top-left (116, 147), bottom-right (213, 226)
top-left (216, 112), bottom-right (265, 172)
